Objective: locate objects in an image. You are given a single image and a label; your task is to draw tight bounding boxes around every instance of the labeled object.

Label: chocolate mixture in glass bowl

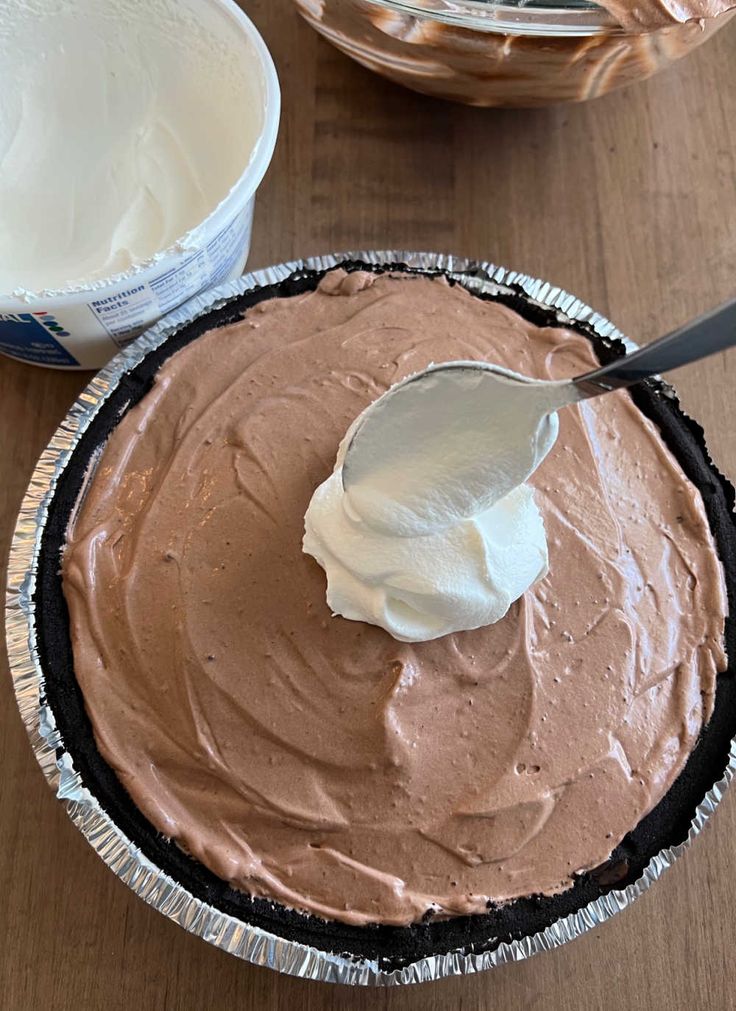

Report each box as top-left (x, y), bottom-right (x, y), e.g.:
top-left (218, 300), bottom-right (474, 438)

top-left (294, 0), bottom-right (735, 106)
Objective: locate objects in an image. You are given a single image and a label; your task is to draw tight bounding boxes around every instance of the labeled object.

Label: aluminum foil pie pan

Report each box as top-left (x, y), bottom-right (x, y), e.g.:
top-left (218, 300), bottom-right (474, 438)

top-left (5, 250), bottom-right (736, 985)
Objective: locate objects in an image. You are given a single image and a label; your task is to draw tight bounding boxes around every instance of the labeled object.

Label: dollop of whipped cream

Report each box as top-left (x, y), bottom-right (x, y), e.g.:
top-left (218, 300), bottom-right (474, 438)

top-left (304, 362), bottom-right (560, 642)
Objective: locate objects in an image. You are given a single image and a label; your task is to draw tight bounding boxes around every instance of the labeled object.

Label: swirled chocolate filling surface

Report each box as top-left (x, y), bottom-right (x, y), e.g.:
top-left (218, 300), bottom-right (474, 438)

top-left (63, 271), bottom-right (726, 926)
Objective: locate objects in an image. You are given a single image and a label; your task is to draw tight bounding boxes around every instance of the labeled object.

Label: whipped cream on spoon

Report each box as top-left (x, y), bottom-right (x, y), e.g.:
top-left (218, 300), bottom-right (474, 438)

top-left (342, 296), bottom-right (736, 531)
top-left (304, 295), bottom-right (736, 642)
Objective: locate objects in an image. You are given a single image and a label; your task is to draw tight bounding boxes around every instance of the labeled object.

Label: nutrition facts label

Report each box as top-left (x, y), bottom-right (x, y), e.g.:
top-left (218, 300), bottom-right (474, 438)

top-left (88, 209), bottom-right (252, 347)
top-left (87, 284), bottom-right (159, 344)
top-left (205, 210), bottom-right (252, 288)
top-left (150, 251), bottom-right (210, 316)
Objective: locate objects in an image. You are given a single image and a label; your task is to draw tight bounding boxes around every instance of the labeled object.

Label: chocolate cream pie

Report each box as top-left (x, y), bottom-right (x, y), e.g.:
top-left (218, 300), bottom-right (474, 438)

top-left (51, 266), bottom-right (733, 946)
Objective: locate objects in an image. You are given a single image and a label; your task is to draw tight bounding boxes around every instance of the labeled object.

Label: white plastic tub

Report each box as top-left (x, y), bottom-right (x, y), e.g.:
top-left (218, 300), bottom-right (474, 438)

top-left (0, 0), bottom-right (280, 369)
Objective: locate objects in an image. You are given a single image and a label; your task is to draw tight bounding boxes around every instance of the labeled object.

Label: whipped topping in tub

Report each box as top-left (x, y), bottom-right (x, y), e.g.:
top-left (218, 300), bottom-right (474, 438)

top-left (0, 0), bottom-right (265, 293)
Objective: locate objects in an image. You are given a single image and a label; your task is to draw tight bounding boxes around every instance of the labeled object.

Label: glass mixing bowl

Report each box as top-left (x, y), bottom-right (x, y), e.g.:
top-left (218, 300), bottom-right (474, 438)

top-left (293, 0), bottom-right (734, 106)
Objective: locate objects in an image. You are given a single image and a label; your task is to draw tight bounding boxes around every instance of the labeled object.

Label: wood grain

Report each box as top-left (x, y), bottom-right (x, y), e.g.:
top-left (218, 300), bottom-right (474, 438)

top-left (2, 3), bottom-right (736, 1008)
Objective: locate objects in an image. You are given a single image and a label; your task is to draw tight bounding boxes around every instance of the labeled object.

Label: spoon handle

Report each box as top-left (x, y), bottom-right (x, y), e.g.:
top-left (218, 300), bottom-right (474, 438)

top-left (572, 295), bottom-right (736, 398)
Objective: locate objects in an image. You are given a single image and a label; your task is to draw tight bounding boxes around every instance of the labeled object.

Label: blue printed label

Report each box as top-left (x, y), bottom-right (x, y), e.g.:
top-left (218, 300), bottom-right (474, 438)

top-left (0, 312), bottom-right (78, 366)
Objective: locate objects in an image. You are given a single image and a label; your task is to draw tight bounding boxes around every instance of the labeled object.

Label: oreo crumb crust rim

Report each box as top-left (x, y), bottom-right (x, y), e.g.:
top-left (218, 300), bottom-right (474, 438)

top-left (5, 251), bottom-right (736, 986)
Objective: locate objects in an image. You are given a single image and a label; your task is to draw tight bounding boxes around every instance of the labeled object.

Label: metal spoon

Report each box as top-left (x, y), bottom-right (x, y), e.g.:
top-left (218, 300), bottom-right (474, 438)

top-left (340, 295), bottom-right (736, 530)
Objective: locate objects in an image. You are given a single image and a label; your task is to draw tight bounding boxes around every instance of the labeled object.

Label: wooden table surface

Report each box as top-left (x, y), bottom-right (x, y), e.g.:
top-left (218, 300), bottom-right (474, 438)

top-left (2, 3), bottom-right (736, 1008)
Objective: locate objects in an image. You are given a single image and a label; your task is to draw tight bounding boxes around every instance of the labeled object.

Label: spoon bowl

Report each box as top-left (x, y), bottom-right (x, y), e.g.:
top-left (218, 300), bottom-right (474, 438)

top-left (342, 293), bottom-right (736, 505)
